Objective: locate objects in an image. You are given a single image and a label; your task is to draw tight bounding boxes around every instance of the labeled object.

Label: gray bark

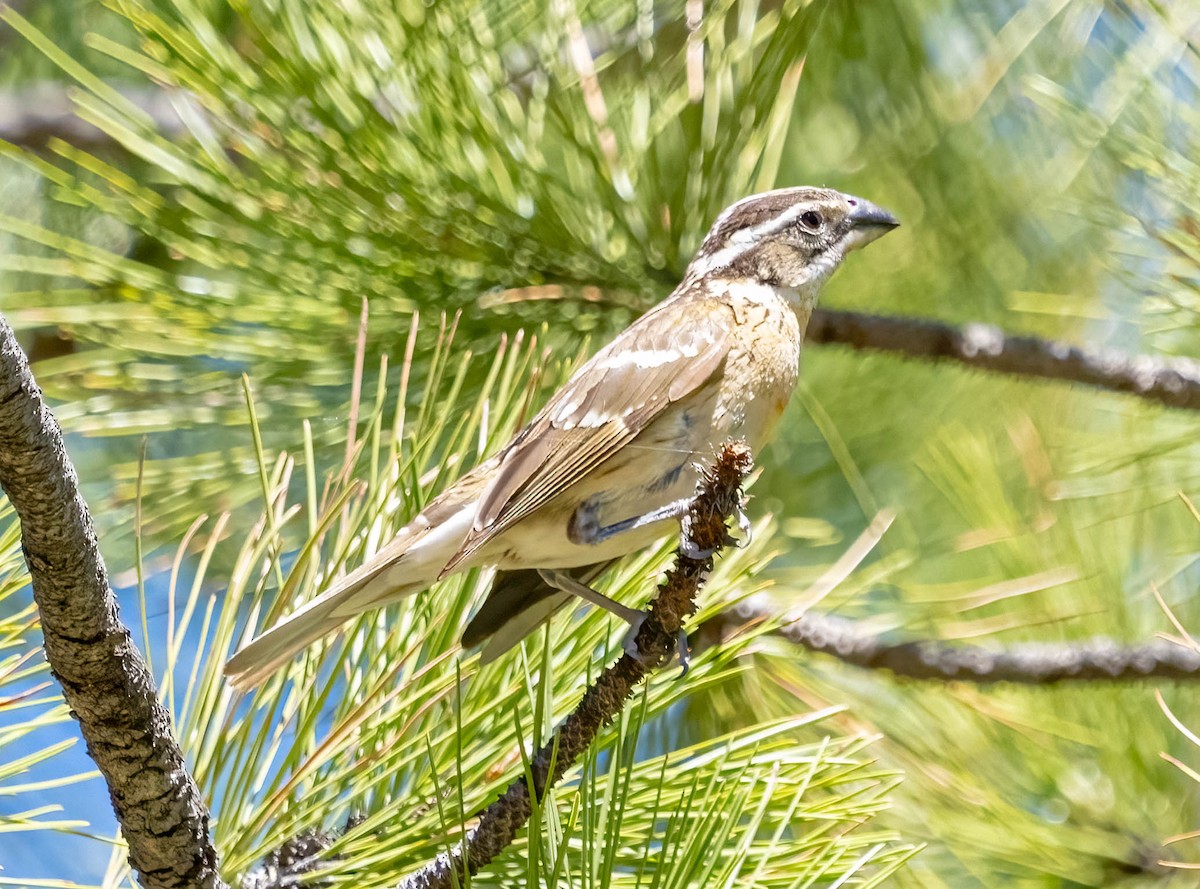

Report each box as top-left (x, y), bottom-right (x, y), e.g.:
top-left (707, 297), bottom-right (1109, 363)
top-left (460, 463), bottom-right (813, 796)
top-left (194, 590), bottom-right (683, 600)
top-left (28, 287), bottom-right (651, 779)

top-left (702, 606), bottom-right (1200, 684)
top-left (0, 313), bottom-right (224, 889)
top-left (807, 308), bottom-right (1200, 412)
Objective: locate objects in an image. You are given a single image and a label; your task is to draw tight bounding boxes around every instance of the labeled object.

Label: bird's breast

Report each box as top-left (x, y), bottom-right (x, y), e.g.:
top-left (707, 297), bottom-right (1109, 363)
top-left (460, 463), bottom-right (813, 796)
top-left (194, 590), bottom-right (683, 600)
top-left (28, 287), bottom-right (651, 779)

top-left (476, 285), bottom-right (806, 570)
top-left (711, 282), bottom-right (804, 439)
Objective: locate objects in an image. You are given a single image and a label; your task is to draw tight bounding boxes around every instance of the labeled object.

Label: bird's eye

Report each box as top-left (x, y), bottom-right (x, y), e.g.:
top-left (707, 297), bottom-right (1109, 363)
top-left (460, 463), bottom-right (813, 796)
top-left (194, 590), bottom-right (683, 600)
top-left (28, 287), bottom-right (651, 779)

top-left (800, 210), bottom-right (822, 230)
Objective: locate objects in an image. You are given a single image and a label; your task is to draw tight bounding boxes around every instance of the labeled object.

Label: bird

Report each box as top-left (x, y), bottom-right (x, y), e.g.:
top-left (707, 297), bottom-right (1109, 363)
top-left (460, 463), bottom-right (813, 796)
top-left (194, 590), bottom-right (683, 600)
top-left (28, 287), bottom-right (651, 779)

top-left (225, 186), bottom-right (899, 689)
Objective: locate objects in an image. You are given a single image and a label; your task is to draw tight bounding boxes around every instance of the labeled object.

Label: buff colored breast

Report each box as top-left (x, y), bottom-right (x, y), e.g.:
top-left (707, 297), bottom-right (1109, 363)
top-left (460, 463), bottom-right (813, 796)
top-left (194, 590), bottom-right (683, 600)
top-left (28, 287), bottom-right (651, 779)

top-left (477, 283), bottom-right (807, 571)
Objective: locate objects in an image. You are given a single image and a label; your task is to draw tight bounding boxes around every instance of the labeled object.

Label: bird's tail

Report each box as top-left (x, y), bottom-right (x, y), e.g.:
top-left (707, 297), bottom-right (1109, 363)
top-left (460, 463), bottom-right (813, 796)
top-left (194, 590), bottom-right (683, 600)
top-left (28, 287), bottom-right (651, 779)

top-left (224, 574), bottom-right (412, 690)
top-left (224, 516), bottom-right (466, 689)
top-left (224, 462), bottom-right (492, 690)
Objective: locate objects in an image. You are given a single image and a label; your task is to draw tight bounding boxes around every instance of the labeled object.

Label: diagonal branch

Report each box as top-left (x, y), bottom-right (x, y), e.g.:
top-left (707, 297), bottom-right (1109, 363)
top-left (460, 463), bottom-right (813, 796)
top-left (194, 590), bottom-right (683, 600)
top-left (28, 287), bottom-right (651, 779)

top-left (704, 606), bottom-right (1200, 684)
top-left (0, 312), bottom-right (224, 889)
top-left (397, 441), bottom-right (754, 889)
top-left (807, 308), bottom-right (1200, 412)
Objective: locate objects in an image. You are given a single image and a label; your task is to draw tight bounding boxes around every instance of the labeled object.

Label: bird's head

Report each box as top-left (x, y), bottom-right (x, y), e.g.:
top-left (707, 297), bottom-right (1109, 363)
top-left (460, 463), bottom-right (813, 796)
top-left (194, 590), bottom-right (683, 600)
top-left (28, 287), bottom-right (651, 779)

top-left (686, 187), bottom-right (899, 297)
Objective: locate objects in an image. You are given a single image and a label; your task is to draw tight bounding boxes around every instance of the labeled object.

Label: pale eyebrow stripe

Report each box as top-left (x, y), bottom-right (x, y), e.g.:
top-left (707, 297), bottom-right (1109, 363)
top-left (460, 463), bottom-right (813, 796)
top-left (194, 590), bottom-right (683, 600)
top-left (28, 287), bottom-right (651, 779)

top-left (686, 201), bottom-right (810, 278)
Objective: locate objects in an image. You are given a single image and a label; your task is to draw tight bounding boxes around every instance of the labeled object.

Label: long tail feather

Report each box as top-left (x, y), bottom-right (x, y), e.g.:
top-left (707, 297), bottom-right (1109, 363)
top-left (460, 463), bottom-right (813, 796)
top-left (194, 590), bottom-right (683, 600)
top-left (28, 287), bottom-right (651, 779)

top-left (224, 494), bottom-right (476, 689)
top-left (224, 570), bottom-right (401, 690)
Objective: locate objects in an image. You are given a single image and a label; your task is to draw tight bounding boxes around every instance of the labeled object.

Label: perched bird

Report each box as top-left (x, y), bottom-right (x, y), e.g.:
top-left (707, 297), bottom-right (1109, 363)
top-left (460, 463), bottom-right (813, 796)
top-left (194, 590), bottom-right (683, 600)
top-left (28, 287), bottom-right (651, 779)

top-left (225, 187), bottom-right (899, 689)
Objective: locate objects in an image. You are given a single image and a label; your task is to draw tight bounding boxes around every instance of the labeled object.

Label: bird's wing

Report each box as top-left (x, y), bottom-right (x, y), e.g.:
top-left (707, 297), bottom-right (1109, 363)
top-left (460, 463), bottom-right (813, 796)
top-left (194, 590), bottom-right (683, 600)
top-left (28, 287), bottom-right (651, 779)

top-left (441, 294), bottom-right (732, 572)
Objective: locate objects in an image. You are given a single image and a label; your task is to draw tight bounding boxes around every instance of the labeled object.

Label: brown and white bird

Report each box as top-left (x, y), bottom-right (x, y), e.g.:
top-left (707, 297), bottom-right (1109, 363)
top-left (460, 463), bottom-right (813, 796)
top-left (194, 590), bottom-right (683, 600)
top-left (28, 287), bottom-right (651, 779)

top-left (225, 187), bottom-right (899, 689)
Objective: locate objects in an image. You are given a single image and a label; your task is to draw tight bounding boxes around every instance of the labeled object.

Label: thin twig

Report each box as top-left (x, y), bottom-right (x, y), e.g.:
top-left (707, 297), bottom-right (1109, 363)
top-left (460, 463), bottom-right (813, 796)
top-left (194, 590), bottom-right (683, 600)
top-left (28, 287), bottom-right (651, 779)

top-left (807, 308), bottom-right (1200, 412)
top-left (397, 441), bottom-right (754, 889)
top-left (703, 606), bottom-right (1200, 684)
top-left (0, 312), bottom-right (224, 889)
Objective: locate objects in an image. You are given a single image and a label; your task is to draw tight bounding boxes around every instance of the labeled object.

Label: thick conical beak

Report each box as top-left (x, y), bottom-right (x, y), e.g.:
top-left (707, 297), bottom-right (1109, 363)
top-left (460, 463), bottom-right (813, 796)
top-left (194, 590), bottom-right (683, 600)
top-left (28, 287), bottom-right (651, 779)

top-left (842, 196), bottom-right (900, 251)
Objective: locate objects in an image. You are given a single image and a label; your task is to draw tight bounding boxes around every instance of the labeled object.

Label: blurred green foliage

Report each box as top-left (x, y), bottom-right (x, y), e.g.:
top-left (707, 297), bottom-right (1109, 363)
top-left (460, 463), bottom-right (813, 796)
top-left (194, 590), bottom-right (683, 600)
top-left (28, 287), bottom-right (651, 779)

top-left (1, 0), bottom-right (1200, 886)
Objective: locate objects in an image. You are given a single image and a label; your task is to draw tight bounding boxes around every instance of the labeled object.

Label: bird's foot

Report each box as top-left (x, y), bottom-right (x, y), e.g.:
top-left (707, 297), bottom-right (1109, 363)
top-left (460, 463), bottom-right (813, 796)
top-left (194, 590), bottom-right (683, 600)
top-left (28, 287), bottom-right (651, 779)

top-left (679, 536), bottom-right (717, 560)
top-left (620, 615), bottom-right (690, 677)
top-left (571, 497), bottom-right (693, 545)
top-left (736, 505), bottom-right (753, 547)
top-left (536, 569), bottom-right (690, 674)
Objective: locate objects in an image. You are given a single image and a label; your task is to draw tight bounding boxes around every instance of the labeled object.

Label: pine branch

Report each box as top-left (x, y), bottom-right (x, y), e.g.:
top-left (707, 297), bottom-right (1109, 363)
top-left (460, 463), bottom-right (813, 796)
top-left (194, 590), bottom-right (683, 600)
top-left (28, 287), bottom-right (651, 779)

top-left (705, 606), bottom-right (1200, 684)
top-left (397, 441), bottom-right (754, 889)
top-left (807, 308), bottom-right (1200, 412)
top-left (0, 311), bottom-right (223, 889)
